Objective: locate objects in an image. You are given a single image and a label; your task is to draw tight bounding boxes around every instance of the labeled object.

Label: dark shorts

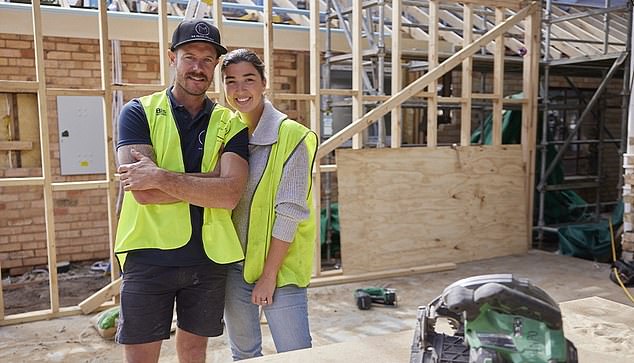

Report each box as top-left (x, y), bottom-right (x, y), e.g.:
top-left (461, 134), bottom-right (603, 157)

top-left (115, 260), bottom-right (228, 345)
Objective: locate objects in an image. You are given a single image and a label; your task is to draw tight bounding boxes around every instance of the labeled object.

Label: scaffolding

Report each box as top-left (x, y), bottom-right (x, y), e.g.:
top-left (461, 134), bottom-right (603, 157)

top-left (535, 0), bottom-right (631, 246)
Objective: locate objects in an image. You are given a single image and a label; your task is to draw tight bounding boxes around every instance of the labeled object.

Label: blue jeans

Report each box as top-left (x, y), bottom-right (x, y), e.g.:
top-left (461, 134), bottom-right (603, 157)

top-left (224, 263), bottom-right (312, 360)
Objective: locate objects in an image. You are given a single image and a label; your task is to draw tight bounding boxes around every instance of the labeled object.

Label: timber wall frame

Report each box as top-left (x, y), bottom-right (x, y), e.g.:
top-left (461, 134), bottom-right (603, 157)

top-left (0, 0), bottom-right (541, 325)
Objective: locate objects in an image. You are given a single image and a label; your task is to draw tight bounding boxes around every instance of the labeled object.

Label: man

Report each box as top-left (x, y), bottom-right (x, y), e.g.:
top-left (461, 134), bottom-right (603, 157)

top-left (114, 19), bottom-right (249, 363)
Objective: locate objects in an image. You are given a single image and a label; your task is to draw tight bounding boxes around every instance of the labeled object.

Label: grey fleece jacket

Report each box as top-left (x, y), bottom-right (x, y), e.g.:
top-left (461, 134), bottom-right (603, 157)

top-left (232, 100), bottom-right (310, 252)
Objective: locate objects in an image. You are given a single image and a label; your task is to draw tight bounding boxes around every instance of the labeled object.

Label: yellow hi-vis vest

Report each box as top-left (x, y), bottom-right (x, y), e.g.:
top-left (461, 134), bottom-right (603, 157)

top-left (243, 119), bottom-right (318, 287)
top-left (114, 90), bottom-right (246, 269)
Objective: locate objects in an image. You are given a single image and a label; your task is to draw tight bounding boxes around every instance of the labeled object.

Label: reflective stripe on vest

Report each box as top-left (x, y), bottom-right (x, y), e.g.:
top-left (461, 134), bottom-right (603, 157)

top-left (243, 119), bottom-right (318, 287)
top-left (114, 90), bottom-right (245, 268)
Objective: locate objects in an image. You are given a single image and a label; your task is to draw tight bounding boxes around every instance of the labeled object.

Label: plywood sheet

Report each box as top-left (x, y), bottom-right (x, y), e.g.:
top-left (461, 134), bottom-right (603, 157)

top-left (249, 330), bottom-right (413, 363)
top-left (560, 296), bottom-right (634, 363)
top-left (336, 145), bottom-right (527, 275)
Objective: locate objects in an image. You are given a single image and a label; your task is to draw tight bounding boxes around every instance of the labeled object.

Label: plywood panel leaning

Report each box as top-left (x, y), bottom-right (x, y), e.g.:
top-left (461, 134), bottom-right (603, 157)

top-left (336, 146), bottom-right (527, 275)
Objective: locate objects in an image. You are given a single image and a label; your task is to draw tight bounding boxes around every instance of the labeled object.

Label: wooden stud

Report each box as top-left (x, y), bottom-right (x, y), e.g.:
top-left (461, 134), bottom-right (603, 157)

top-left (391, 0), bottom-right (402, 149)
top-left (460, 3), bottom-right (473, 146)
top-left (264, 0), bottom-right (274, 103)
top-left (317, 1), bottom-right (539, 159)
top-left (97, 0), bottom-right (121, 285)
top-left (0, 260), bottom-right (4, 320)
top-left (352, 0), bottom-right (363, 149)
top-left (427, 0), bottom-right (439, 147)
top-left (296, 53), bottom-right (307, 123)
top-left (310, 0), bottom-right (322, 277)
top-left (212, 0), bottom-right (224, 105)
top-left (31, 0), bottom-right (60, 313)
top-left (158, 1), bottom-right (170, 87)
top-left (492, 7), bottom-right (505, 146)
top-left (522, 5), bottom-right (541, 247)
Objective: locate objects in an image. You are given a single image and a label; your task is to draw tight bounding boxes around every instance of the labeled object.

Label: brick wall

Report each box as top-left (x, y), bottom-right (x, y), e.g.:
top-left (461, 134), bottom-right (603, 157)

top-left (0, 33), bottom-right (307, 275)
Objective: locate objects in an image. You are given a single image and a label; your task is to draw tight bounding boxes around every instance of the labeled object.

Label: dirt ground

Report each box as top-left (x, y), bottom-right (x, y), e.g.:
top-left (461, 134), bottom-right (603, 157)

top-left (1, 251), bottom-right (633, 362)
top-left (2, 261), bottom-right (111, 316)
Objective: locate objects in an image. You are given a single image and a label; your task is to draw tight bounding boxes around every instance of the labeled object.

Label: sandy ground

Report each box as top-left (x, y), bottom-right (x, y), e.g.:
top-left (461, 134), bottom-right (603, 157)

top-left (1, 250), bottom-right (633, 362)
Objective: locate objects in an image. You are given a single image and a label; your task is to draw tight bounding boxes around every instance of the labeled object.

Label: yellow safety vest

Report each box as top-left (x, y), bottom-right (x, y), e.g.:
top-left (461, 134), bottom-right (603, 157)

top-left (114, 90), bottom-right (245, 269)
top-left (243, 119), bottom-right (318, 287)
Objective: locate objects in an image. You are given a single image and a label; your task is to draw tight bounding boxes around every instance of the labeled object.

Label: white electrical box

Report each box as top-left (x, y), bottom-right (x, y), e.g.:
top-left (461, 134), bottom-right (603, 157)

top-left (57, 96), bottom-right (106, 175)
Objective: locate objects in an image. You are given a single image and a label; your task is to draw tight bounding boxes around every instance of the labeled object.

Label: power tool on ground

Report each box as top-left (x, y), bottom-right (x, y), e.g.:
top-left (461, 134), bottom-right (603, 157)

top-left (409, 274), bottom-right (578, 363)
top-left (354, 287), bottom-right (397, 310)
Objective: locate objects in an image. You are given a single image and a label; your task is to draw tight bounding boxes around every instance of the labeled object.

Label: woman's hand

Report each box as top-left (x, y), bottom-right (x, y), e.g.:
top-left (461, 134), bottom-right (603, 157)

top-left (252, 274), bottom-right (277, 306)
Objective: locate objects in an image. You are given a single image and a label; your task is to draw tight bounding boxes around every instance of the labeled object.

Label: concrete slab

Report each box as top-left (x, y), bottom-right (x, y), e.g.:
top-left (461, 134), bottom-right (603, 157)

top-left (0, 251), bottom-right (632, 362)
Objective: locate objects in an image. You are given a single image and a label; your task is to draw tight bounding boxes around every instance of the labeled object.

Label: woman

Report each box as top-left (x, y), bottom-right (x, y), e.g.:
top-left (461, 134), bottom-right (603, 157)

top-left (221, 48), bottom-right (318, 360)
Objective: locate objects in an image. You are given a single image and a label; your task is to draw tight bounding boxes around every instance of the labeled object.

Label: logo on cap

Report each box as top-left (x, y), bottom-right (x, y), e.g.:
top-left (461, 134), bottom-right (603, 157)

top-left (195, 22), bottom-right (210, 36)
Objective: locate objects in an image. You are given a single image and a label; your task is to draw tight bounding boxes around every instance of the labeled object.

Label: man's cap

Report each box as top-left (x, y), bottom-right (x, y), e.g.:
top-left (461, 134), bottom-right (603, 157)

top-left (170, 19), bottom-right (228, 55)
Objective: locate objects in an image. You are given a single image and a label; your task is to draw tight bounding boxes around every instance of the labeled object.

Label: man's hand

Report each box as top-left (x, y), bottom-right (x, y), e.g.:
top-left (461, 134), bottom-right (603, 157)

top-left (118, 149), bottom-right (161, 192)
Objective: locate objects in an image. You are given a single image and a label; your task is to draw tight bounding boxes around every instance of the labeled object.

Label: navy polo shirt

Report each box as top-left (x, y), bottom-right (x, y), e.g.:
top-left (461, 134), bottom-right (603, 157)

top-left (117, 88), bottom-right (248, 266)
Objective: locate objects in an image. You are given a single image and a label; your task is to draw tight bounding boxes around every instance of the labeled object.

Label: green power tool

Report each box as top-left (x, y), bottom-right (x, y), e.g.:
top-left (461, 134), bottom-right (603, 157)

top-left (354, 287), bottom-right (397, 310)
top-left (409, 274), bottom-right (578, 363)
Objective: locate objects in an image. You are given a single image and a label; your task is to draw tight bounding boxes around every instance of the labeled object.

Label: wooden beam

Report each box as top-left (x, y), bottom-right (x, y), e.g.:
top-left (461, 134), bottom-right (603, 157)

top-left (404, 5), bottom-right (462, 47)
top-left (212, 0), bottom-right (224, 105)
top-left (0, 303), bottom-right (116, 327)
top-left (310, 262), bottom-right (456, 287)
top-left (427, 0), bottom-right (439, 147)
top-left (0, 80), bottom-right (38, 93)
top-left (97, 0), bottom-right (121, 285)
top-left (51, 180), bottom-right (110, 191)
top-left (0, 177), bottom-right (44, 187)
top-left (320, 89), bottom-right (357, 96)
top-left (296, 52), bottom-right (307, 121)
top-left (46, 88), bottom-right (105, 96)
top-left (274, 0), bottom-right (310, 26)
top-left (319, 164), bottom-right (337, 173)
top-left (158, 0), bottom-right (169, 87)
top-left (522, 6), bottom-right (541, 248)
top-left (317, 1), bottom-right (539, 159)
top-left (391, 0), bottom-right (402, 148)
top-left (235, 0), bottom-right (263, 22)
top-left (550, 7), bottom-right (620, 53)
top-left (32, 0), bottom-right (60, 314)
top-left (275, 93), bottom-right (315, 101)
top-left (0, 141), bottom-right (32, 151)
top-left (0, 260), bottom-right (3, 321)
top-left (309, 0), bottom-right (322, 277)
top-left (78, 277), bottom-right (122, 314)
top-left (264, 0), bottom-right (274, 103)
top-left (111, 83), bottom-right (165, 92)
top-left (460, 4), bottom-right (473, 146)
